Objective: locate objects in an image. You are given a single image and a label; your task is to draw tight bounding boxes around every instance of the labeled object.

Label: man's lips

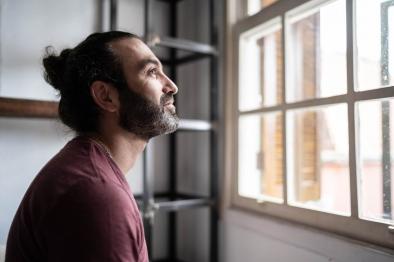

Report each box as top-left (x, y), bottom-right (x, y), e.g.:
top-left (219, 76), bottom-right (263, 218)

top-left (163, 100), bottom-right (176, 113)
top-left (163, 100), bottom-right (174, 106)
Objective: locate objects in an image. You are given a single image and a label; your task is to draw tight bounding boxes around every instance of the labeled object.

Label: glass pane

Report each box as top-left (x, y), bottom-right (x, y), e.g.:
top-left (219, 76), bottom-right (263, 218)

top-left (286, 0), bottom-right (347, 102)
top-left (238, 112), bottom-right (283, 202)
top-left (248, 0), bottom-right (278, 16)
top-left (287, 104), bottom-right (350, 215)
top-left (358, 99), bottom-right (394, 224)
top-left (239, 19), bottom-right (282, 111)
top-left (355, 0), bottom-right (394, 91)
top-left (0, 0), bottom-right (98, 101)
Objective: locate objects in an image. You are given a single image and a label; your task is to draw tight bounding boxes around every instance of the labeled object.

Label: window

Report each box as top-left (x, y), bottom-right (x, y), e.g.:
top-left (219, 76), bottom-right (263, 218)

top-left (238, 17), bottom-right (284, 202)
top-left (230, 0), bottom-right (394, 249)
top-left (358, 98), bottom-right (394, 224)
top-left (287, 104), bottom-right (350, 215)
top-left (355, 0), bottom-right (394, 90)
top-left (286, 0), bottom-right (347, 102)
top-left (238, 112), bottom-right (284, 202)
top-left (248, 0), bottom-right (279, 16)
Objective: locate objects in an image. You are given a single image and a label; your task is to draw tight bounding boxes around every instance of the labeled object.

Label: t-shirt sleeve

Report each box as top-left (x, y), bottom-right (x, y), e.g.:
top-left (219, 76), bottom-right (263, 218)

top-left (43, 179), bottom-right (146, 262)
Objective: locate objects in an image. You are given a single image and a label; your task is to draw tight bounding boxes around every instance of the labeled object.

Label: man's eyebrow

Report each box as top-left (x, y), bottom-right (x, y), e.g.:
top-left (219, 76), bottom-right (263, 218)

top-left (138, 58), bottom-right (162, 71)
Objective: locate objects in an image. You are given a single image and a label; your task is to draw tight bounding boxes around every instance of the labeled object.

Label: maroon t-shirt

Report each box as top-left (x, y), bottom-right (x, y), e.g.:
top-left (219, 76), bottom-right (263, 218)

top-left (5, 136), bottom-right (148, 262)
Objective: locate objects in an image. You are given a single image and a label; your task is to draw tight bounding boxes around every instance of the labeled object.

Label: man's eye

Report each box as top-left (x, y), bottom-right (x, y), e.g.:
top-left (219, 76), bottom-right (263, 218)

top-left (148, 68), bottom-right (158, 77)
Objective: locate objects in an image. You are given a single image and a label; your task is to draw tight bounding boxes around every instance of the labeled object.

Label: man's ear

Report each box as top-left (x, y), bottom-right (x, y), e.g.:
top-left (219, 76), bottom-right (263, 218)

top-left (90, 81), bottom-right (120, 113)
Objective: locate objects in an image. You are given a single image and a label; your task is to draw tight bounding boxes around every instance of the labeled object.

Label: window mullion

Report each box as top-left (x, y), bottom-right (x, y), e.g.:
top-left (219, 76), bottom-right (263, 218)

top-left (281, 13), bottom-right (288, 205)
top-left (346, 0), bottom-right (359, 219)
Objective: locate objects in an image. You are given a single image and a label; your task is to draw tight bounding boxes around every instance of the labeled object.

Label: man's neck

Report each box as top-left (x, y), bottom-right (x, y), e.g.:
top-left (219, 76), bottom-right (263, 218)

top-left (89, 129), bottom-right (147, 175)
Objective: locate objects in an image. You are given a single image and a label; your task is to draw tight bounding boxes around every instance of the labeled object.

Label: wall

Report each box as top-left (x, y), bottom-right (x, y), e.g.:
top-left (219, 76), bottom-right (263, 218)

top-left (0, 0), bottom-right (99, 101)
top-left (0, 0), bottom-right (99, 259)
top-left (0, 119), bottom-right (72, 261)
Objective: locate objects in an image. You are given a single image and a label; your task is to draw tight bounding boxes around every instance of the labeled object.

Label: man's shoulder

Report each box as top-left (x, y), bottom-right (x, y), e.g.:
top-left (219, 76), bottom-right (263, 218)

top-left (59, 176), bottom-right (132, 209)
top-left (29, 137), bottom-right (120, 205)
top-left (38, 136), bottom-right (118, 182)
top-left (43, 136), bottom-right (98, 175)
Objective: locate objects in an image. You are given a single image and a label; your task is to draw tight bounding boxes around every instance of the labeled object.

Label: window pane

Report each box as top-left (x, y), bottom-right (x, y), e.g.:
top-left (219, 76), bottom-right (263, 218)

top-left (358, 99), bottom-right (394, 224)
top-left (355, 0), bottom-right (394, 91)
top-left (238, 113), bottom-right (283, 202)
top-left (248, 0), bottom-right (278, 16)
top-left (239, 18), bottom-right (282, 111)
top-left (286, 0), bottom-right (347, 102)
top-left (287, 104), bottom-right (350, 215)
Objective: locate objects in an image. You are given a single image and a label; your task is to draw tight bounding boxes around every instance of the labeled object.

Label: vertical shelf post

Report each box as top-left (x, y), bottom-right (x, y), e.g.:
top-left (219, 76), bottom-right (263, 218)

top-left (143, 0), bottom-right (155, 258)
top-left (209, 0), bottom-right (219, 261)
top-left (168, 0), bottom-right (178, 260)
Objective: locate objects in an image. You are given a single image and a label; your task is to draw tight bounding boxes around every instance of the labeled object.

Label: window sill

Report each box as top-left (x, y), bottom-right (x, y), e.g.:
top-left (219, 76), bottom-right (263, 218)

top-left (225, 206), bottom-right (394, 257)
top-left (231, 195), bottom-right (394, 250)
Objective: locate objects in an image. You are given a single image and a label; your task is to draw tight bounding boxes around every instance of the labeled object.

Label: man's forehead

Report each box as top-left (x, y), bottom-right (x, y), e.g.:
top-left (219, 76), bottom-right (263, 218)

top-left (110, 38), bottom-right (159, 68)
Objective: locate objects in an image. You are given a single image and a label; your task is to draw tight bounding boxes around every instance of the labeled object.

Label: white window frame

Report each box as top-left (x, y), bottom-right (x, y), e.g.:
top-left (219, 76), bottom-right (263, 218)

top-left (225, 0), bottom-right (394, 250)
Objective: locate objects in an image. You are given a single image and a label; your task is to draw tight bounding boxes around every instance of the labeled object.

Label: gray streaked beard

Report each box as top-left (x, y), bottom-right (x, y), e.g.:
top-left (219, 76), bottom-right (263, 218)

top-left (118, 85), bottom-right (179, 140)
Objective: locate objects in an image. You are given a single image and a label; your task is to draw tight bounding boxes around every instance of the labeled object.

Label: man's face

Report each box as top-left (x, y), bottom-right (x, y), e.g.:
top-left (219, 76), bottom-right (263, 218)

top-left (111, 38), bottom-right (179, 139)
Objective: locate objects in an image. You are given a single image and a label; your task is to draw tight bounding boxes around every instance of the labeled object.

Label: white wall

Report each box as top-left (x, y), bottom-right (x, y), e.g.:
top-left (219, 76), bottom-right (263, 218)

top-left (0, 0), bottom-right (100, 259)
top-left (0, 0), bottom-right (99, 101)
top-left (220, 209), bottom-right (394, 262)
top-left (0, 119), bottom-right (72, 255)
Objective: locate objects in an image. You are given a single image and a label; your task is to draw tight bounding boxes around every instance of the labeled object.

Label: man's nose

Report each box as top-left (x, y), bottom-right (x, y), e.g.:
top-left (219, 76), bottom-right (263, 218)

top-left (163, 74), bottom-right (178, 94)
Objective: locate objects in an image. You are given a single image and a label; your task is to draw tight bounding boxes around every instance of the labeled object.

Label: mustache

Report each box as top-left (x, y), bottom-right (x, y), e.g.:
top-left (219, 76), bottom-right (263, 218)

top-left (160, 94), bottom-right (174, 106)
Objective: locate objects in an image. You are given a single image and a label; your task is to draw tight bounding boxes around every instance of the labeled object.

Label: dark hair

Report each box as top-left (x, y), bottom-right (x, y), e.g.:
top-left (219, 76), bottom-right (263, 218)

top-left (43, 31), bottom-right (139, 133)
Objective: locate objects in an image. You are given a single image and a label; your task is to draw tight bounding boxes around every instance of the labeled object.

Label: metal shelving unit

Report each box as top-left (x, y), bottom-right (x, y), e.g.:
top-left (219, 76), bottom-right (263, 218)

top-left (140, 0), bottom-right (220, 261)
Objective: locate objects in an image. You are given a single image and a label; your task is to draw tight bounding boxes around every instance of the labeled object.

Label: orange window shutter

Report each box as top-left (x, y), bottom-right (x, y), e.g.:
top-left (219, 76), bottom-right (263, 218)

top-left (258, 31), bottom-right (283, 199)
top-left (295, 13), bottom-right (321, 202)
top-left (261, 0), bottom-right (277, 8)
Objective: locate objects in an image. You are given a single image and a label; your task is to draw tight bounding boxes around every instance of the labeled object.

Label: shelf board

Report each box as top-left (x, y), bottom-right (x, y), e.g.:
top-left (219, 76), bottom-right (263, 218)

top-left (0, 99), bottom-right (214, 134)
top-left (135, 193), bottom-right (214, 212)
top-left (156, 196), bottom-right (213, 212)
top-left (0, 97), bottom-right (58, 118)
top-left (155, 0), bottom-right (183, 3)
top-left (160, 53), bottom-right (211, 66)
top-left (134, 192), bottom-right (171, 200)
top-left (178, 119), bottom-right (212, 131)
top-left (154, 259), bottom-right (187, 262)
top-left (148, 35), bottom-right (218, 56)
top-left (175, 53), bottom-right (210, 65)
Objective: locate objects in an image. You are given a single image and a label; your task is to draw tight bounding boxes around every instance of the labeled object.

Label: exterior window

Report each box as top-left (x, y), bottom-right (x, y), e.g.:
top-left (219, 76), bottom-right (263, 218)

top-left (238, 17), bottom-right (284, 204)
top-left (355, 0), bottom-right (394, 90)
top-left (287, 104), bottom-right (350, 215)
top-left (248, 0), bottom-right (279, 16)
top-left (286, 0), bottom-right (347, 102)
top-left (239, 18), bottom-right (282, 111)
top-left (232, 0), bottom-right (394, 248)
top-left (355, 0), bottom-right (394, 224)
top-left (238, 112), bottom-right (284, 202)
top-left (358, 98), bottom-right (394, 224)
top-left (285, 0), bottom-right (349, 214)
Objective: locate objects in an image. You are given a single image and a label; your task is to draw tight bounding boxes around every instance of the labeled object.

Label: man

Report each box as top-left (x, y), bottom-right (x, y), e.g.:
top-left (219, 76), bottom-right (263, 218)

top-left (5, 31), bottom-right (178, 261)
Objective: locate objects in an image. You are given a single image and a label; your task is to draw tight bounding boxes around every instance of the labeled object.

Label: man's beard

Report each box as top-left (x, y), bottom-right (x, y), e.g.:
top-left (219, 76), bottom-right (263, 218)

top-left (118, 85), bottom-right (179, 140)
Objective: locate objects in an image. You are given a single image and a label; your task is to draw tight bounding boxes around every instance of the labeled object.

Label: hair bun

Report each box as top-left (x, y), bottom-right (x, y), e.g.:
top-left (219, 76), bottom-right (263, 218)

top-left (42, 47), bottom-right (72, 91)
